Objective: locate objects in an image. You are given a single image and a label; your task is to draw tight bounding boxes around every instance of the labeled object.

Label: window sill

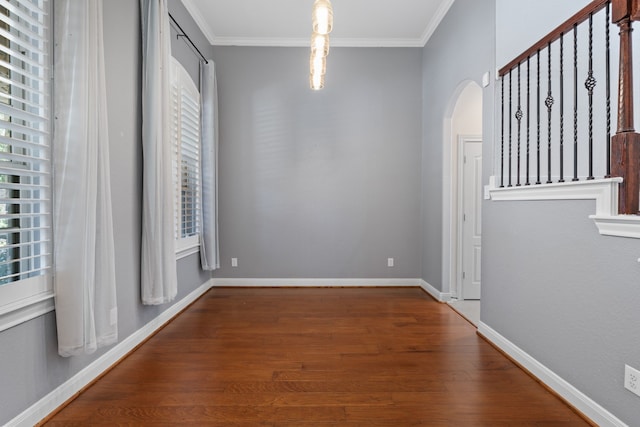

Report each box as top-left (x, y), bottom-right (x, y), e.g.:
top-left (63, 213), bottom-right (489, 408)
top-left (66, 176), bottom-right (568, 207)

top-left (176, 235), bottom-right (200, 260)
top-left (0, 290), bottom-right (55, 333)
top-left (0, 275), bottom-right (55, 332)
top-left (488, 176), bottom-right (640, 239)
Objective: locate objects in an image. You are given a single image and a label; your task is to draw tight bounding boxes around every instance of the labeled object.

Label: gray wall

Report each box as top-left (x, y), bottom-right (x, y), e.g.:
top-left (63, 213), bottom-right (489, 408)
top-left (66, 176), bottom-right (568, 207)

top-left (481, 0), bottom-right (640, 424)
top-left (0, 0), bottom-right (210, 423)
top-left (482, 200), bottom-right (640, 424)
top-left (420, 0), bottom-right (495, 290)
top-left (211, 46), bottom-right (423, 278)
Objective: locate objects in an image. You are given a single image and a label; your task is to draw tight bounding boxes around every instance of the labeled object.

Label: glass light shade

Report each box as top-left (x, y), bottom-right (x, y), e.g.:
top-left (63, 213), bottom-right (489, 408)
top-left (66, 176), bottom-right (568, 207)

top-left (310, 72), bottom-right (325, 90)
top-left (310, 32), bottom-right (330, 57)
top-left (309, 53), bottom-right (326, 76)
top-left (312, 0), bottom-right (333, 35)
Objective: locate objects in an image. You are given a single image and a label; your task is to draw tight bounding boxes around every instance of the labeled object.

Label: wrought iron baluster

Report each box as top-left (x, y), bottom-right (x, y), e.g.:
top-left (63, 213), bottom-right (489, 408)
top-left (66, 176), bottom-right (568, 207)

top-left (537, 50), bottom-right (541, 184)
top-left (526, 56), bottom-right (531, 185)
top-left (573, 24), bottom-right (579, 181)
top-left (509, 71), bottom-right (513, 187)
top-left (559, 33), bottom-right (565, 182)
top-left (516, 64), bottom-right (523, 186)
top-left (501, 75), bottom-right (505, 187)
top-left (585, 13), bottom-right (596, 180)
top-left (545, 42), bottom-right (554, 183)
top-left (605, 1), bottom-right (611, 177)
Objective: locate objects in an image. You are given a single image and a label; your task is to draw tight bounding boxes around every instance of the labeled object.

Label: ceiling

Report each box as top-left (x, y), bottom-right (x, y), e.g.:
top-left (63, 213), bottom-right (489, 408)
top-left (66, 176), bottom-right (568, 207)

top-left (181, 0), bottom-right (455, 47)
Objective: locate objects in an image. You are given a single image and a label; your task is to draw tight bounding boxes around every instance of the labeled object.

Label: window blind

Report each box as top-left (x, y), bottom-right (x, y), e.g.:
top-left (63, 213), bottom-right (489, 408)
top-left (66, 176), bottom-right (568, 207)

top-left (170, 57), bottom-right (200, 242)
top-left (0, 0), bottom-right (51, 286)
top-left (179, 90), bottom-right (200, 238)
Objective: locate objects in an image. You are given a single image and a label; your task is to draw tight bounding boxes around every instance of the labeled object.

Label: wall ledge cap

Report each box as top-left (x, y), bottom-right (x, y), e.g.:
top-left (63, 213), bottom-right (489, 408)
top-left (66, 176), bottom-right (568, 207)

top-left (488, 176), bottom-right (640, 239)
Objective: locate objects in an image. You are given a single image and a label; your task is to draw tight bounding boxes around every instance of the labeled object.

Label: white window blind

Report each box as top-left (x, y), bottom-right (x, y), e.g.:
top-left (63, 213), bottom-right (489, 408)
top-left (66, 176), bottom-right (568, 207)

top-left (0, 0), bottom-right (51, 288)
top-left (170, 57), bottom-right (200, 255)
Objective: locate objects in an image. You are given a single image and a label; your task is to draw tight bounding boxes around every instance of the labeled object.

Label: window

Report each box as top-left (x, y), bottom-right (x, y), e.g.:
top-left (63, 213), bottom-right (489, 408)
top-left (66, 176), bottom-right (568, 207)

top-left (0, 0), bottom-right (53, 331)
top-left (170, 58), bottom-right (201, 258)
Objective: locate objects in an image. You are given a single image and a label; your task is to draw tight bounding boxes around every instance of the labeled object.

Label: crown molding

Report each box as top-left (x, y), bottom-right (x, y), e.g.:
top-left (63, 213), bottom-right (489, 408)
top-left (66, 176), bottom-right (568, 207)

top-left (209, 36), bottom-right (426, 48)
top-left (182, 0), bottom-right (454, 48)
top-left (180, 0), bottom-right (217, 45)
top-left (420, 0), bottom-right (455, 46)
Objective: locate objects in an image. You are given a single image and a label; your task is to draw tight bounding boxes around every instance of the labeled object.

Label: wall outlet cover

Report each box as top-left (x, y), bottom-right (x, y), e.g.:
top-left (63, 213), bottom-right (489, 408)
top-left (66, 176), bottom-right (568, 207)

top-left (625, 364), bottom-right (640, 397)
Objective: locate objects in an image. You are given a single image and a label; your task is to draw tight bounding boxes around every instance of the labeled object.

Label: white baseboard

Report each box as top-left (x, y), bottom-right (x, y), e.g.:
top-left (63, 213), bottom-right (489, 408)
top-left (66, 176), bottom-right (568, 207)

top-left (211, 278), bottom-right (452, 302)
top-left (477, 322), bottom-right (627, 427)
top-left (212, 278), bottom-right (422, 288)
top-left (9, 280), bottom-right (213, 427)
top-left (419, 279), bottom-right (451, 302)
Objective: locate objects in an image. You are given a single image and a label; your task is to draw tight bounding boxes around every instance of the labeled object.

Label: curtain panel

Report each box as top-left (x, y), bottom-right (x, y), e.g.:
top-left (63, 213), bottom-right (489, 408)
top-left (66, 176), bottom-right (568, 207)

top-left (199, 60), bottom-right (220, 271)
top-left (53, 0), bottom-right (118, 357)
top-left (140, 0), bottom-right (178, 304)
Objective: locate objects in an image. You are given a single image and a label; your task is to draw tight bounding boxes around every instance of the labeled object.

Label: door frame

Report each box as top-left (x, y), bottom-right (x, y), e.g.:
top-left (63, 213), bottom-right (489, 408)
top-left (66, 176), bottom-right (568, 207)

top-left (455, 135), bottom-right (482, 300)
top-left (441, 80), bottom-right (482, 301)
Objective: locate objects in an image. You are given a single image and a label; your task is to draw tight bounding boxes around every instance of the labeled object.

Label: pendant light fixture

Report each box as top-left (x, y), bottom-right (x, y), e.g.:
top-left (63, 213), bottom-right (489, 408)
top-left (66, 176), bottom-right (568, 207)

top-left (310, 32), bottom-right (329, 58)
top-left (312, 0), bottom-right (333, 35)
top-left (310, 0), bottom-right (333, 90)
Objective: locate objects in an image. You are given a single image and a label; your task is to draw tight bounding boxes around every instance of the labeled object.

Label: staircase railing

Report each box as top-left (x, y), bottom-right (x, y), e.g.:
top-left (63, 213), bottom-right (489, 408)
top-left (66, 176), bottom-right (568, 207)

top-left (497, 0), bottom-right (640, 214)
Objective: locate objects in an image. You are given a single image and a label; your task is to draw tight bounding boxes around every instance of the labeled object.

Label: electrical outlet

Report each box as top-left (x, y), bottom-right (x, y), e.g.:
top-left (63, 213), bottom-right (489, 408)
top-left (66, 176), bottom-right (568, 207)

top-left (387, 258), bottom-right (394, 267)
top-left (625, 364), bottom-right (640, 397)
top-left (231, 258), bottom-right (238, 267)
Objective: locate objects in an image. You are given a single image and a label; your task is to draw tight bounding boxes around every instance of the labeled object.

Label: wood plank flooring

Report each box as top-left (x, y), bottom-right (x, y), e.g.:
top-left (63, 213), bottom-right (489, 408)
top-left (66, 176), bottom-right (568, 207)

top-left (43, 287), bottom-right (590, 426)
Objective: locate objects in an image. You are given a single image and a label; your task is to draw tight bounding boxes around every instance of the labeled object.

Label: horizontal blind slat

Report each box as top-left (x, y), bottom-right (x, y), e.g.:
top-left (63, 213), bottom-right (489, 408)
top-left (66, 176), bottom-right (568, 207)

top-left (0, 102), bottom-right (48, 124)
top-left (1, 0), bottom-right (48, 27)
top-left (0, 118), bottom-right (49, 138)
top-left (0, 75), bottom-right (48, 98)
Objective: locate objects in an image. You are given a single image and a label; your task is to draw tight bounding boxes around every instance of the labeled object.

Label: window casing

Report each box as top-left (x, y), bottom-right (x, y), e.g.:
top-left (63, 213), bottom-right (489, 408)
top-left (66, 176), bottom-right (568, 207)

top-left (0, 0), bottom-right (53, 331)
top-left (170, 58), bottom-right (201, 258)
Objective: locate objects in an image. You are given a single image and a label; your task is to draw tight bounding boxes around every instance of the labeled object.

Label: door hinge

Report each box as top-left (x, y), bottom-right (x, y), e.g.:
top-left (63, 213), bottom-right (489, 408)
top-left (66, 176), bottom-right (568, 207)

top-left (462, 272), bottom-right (466, 279)
top-left (463, 214), bottom-right (466, 221)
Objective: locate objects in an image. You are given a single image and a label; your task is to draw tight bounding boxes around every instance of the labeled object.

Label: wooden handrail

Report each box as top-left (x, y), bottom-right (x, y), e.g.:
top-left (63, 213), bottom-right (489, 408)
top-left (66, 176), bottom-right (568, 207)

top-left (498, 0), bottom-right (609, 76)
top-left (497, 0), bottom-right (640, 213)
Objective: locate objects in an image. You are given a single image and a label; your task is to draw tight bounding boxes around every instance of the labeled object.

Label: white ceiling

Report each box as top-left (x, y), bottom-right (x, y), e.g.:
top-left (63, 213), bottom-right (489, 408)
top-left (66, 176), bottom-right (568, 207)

top-left (181, 0), bottom-right (455, 47)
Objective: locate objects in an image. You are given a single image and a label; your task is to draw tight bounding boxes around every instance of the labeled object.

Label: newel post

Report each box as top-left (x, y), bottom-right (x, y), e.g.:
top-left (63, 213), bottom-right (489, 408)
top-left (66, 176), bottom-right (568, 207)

top-left (611, 0), bottom-right (640, 214)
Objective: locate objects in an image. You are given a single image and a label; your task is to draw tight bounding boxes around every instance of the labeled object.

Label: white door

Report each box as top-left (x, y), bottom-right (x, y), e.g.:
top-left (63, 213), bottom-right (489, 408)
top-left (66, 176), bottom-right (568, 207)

top-left (461, 140), bottom-right (482, 300)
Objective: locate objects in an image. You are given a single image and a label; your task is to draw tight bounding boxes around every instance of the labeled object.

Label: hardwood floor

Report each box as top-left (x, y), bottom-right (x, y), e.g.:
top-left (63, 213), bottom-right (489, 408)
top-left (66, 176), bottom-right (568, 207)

top-left (44, 287), bottom-right (590, 426)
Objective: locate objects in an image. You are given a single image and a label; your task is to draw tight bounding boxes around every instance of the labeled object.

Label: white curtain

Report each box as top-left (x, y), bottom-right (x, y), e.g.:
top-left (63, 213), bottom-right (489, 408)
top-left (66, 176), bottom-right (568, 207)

top-left (53, 0), bottom-right (118, 357)
top-left (199, 60), bottom-right (220, 271)
top-left (140, 0), bottom-right (178, 304)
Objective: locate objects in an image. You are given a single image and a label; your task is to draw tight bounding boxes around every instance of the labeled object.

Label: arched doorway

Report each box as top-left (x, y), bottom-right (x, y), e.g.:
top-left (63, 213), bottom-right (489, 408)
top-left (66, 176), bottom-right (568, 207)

top-left (442, 80), bottom-right (482, 322)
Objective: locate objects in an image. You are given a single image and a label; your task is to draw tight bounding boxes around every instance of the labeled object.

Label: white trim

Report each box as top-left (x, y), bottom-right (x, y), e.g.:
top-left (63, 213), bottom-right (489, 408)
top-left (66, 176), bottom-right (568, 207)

top-left (420, 0), bottom-right (455, 46)
top-left (0, 274), bottom-right (54, 332)
top-left (180, 0), bottom-right (217, 45)
top-left (7, 280), bottom-right (213, 427)
top-left (205, 36), bottom-right (428, 48)
top-left (488, 177), bottom-right (621, 216)
top-left (175, 235), bottom-right (200, 259)
top-left (212, 278), bottom-right (422, 288)
top-left (419, 279), bottom-right (451, 302)
top-left (211, 278), bottom-right (452, 302)
top-left (182, 0), bottom-right (452, 48)
top-left (176, 243), bottom-right (200, 259)
top-left (487, 177), bottom-right (640, 239)
top-left (589, 214), bottom-right (640, 238)
top-left (477, 322), bottom-right (628, 427)
top-left (0, 291), bottom-right (54, 333)
top-left (208, 36), bottom-right (430, 48)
